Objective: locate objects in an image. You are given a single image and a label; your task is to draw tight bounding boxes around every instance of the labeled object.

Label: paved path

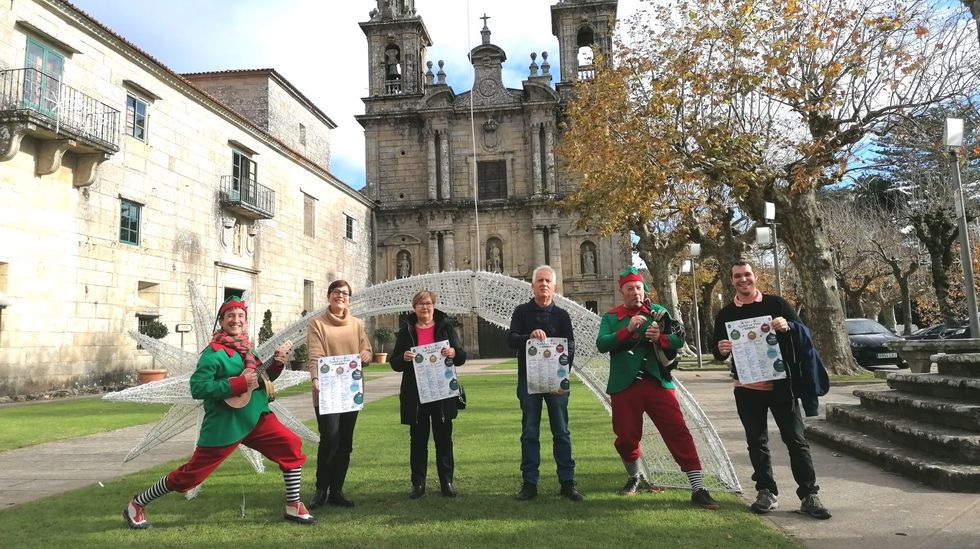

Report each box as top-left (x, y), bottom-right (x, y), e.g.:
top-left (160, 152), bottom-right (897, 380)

top-left (673, 369), bottom-right (980, 549)
top-left (2, 362), bottom-right (979, 548)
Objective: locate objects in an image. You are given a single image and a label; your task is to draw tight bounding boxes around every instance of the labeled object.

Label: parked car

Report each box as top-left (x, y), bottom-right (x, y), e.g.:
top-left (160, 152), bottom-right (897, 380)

top-left (905, 324), bottom-right (951, 340)
top-left (845, 318), bottom-right (908, 369)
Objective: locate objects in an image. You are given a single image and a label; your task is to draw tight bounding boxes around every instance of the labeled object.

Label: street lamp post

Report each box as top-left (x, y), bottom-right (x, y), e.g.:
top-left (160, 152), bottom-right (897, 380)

top-left (945, 118), bottom-right (980, 338)
top-left (765, 201), bottom-right (783, 295)
top-left (681, 243), bottom-right (703, 368)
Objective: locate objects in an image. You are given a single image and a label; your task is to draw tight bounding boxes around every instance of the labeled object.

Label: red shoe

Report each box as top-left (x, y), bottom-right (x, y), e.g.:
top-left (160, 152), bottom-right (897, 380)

top-left (123, 498), bottom-right (149, 529)
top-left (284, 501), bottom-right (316, 525)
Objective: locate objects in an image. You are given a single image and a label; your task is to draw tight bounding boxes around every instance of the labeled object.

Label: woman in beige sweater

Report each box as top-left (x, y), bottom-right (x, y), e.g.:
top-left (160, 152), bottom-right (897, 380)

top-left (306, 279), bottom-right (372, 509)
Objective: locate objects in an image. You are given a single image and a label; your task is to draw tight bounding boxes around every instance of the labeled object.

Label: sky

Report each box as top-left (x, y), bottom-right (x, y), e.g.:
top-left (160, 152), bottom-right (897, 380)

top-left (69, 0), bottom-right (645, 190)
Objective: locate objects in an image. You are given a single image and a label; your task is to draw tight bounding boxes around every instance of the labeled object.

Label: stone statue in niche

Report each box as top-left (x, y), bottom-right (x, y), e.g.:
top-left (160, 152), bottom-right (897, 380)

top-left (385, 47), bottom-right (401, 79)
top-left (488, 241), bottom-right (502, 273)
top-left (582, 246), bottom-right (596, 275)
top-left (397, 251), bottom-right (411, 278)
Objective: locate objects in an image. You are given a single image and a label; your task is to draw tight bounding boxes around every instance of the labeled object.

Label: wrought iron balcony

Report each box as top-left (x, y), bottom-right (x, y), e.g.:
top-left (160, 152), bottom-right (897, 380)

top-left (0, 67), bottom-right (119, 151)
top-left (0, 68), bottom-right (119, 186)
top-left (219, 175), bottom-right (275, 219)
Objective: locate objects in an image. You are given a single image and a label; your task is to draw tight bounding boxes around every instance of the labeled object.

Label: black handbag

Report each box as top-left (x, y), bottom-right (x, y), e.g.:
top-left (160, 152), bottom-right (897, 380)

top-left (456, 384), bottom-right (467, 410)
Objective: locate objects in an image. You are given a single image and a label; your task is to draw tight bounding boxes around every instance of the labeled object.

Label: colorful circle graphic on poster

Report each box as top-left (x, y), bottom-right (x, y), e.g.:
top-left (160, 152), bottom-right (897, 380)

top-left (773, 359), bottom-right (785, 372)
top-left (766, 333), bottom-right (778, 345)
top-left (560, 378), bottom-right (570, 390)
top-left (543, 350), bottom-right (552, 359)
top-left (353, 392), bottom-right (364, 405)
top-left (335, 367), bottom-right (344, 375)
top-left (444, 368), bottom-right (454, 379)
top-left (730, 330), bottom-right (741, 340)
top-left (527, 346), bottom-right (538, 356)
top-left (445, 358), bottom-right (453, 367)
top-left (767, 347), bottom-right (778, 358)
top-left (414, 354), bottom-right (424, 363)
top-left (429, 355), bottom-right (438, 363)
top-left (320, 364), bottom-right (329, 374)
top-left (558, 354), bottom-right (569, 365)
top-left (449, 378), bottom-right (459, 390)
top-left (348, 360), bottom-right (358, 369)
top-left (747, 331), bottom-right (757, 340)
top-left (350, 382), bottom-right (360, 392)
top-left (556, 344), bottom-right (565, 353)
top-left (761, 323), bottom-right (771, 333)
top-left (557, 367), bottom-right (567, 378)
top-left (351, 369), bottom-right (363, 380)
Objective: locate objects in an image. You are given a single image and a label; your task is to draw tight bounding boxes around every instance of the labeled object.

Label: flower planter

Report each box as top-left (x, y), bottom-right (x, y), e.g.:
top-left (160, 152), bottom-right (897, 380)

top-left (136, 368), bottom-right (167, 384)
top-left (373, 352), bottom-right (388, 364)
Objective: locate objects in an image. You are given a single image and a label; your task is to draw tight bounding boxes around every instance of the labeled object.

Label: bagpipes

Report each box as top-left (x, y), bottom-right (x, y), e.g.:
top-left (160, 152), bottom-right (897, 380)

top-left (628, 299), bottom-right (686, 380)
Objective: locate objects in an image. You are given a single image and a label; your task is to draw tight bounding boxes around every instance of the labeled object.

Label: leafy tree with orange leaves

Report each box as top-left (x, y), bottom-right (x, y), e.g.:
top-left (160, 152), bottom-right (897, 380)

top-left (560, 0), bottom-right (980, 373)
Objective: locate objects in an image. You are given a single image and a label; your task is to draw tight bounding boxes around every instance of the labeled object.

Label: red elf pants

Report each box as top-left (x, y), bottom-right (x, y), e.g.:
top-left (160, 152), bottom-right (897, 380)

top-left (610, 377), bottom-right (702, 472)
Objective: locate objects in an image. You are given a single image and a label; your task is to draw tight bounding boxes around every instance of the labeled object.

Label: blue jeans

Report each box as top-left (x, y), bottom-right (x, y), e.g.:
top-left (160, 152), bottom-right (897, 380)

top-left (517, 375), bottom-right (575, 484)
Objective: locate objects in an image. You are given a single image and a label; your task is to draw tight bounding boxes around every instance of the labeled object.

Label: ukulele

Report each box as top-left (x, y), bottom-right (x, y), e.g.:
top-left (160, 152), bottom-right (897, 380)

top-left (225, 340), bottom-right (292, 409)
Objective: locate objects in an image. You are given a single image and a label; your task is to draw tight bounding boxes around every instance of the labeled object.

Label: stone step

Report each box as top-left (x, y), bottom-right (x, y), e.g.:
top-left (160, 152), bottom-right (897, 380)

top-left (934, 352), bottom-right (980, 378)
top-left (887, 373), bottom-right (980, 401)
top-left (825, 404), bottom-right (980, 463)
top-left (805, 419), bottom-right (980, 492)
top-left (853, 388), bottom-right (980, 432)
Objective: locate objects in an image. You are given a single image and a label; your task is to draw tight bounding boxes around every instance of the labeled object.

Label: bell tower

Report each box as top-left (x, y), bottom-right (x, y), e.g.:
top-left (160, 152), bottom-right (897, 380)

top-left (360, 0), bottom-right (432, 98)
top-left (550, 0), bottom-right (618, 87)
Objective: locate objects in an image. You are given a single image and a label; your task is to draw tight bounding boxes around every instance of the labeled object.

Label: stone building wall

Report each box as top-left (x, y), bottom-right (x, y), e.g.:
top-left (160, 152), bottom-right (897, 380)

top-left (0, 0), bottom-right (372, 395)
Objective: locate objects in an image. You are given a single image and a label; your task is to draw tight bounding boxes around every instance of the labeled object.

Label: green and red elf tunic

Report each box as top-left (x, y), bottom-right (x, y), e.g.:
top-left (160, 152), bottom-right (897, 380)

top-left (596, 285), bottom-right (685, 394)
top-left (190, 298), bottom-right (283, 447)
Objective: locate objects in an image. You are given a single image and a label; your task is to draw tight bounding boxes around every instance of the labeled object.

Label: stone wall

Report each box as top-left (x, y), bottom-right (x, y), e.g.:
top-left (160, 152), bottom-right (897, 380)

top-left (0, 0), bottom-right (372, 395)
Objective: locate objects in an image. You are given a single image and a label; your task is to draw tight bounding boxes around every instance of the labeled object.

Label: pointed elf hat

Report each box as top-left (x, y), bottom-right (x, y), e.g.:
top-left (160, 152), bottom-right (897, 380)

top-left (218, 295), bottom-right (248, 318)
top-left (618, 266), bottom-right (648, 290)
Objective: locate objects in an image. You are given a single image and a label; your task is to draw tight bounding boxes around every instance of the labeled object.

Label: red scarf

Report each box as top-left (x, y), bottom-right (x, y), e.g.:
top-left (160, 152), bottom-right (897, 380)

top-left (209, 330), bottom-right (259, 370)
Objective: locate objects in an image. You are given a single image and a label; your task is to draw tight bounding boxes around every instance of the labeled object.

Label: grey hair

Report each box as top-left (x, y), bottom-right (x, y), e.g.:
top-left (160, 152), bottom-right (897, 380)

top-left (531, 264), bottom-right (556, 281)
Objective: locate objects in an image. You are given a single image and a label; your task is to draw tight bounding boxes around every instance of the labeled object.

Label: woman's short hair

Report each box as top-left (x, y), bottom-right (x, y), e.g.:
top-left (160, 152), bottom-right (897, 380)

top-left (328, 279), bottom-right (352, 295)
top-left (412, 290), bottom-right (437, 307)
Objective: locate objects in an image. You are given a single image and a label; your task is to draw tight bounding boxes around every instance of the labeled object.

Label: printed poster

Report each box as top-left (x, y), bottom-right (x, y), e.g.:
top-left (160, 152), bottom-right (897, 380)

top-left (412, 340), bottom-right (461, 404)
top-left (725, 315), bottom-right (787, 385)
top-left (525, 337), bottom-right (571, 394)
top-left (317, 354), bottom-right (364, 414)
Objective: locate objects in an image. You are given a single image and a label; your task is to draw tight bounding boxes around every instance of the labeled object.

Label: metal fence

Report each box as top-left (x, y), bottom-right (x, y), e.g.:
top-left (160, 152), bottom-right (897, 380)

top-left (0, 68), bottom-right (119, 148)
top-left (219, 175), bottom-right (276, 217)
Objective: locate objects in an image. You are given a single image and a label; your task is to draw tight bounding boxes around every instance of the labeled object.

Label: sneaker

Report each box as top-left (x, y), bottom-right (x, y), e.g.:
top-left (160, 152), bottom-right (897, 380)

top-left (284, 501), bottom-right (316, 525)
top-left (122, 498), bottom-right (149, 529)
top-left (750, 489), bottom-right (778, 514)
top-left (559, 480), bottom-right (585, 501)
top-left (515, 482), bottom-right (538, 501)
top-left (800, 494), bottom-right (831, 520)
top-left (691, 488), bottom-right (720, 510)
top-left (619, 475), bottom-right (647, 495)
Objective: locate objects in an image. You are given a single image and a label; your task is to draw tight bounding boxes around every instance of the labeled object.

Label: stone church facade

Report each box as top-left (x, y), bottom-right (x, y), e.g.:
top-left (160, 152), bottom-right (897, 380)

top-left (358, 0), bottom-right (626, 356)
top-left (0, 0), bottom-right (373, 395)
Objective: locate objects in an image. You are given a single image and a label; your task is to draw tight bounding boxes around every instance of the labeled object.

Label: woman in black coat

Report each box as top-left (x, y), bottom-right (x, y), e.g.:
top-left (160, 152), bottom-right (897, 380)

top-left (389, 290), bottom-right (467, 499)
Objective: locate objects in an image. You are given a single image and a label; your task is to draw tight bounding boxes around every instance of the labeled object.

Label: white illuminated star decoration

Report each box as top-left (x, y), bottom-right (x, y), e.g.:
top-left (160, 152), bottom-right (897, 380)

top-left (103, 280), bottom-right (319, 474)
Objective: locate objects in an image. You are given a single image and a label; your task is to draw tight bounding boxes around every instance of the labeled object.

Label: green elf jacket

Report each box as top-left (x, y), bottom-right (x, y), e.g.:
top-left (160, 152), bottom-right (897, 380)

top-left (190, 342), bottom-right (277, 447)
top-left (596, 303), bottom-right (685, 394)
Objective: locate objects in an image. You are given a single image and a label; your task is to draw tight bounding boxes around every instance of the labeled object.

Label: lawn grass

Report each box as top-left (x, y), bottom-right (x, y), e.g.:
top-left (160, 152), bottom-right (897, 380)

top-left (0, 399), bottom-right (170, 452)
top-left (0, 375), bottom-right (796, 548)
top-left (830, 371), bottom-right (878, 382)
top-left (481, 358), bottom-right (517, 369)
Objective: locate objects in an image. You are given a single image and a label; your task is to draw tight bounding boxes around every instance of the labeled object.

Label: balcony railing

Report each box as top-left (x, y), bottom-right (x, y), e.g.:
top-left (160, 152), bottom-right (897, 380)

top-left (0, 68), bottom-right (119, 150)
top-left (384, 79), bottom-right (403, 95)
top-left (577, 65), bottom-right (595, 81)
top-left (219, 175), bottom-right (275, 219)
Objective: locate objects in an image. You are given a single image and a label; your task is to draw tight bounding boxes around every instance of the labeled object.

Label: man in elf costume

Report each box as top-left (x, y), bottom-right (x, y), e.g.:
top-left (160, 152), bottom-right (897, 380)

top-left (596, 267), bottom-right (719, 509)
top-left (123, 295), bottom-right (315, 528)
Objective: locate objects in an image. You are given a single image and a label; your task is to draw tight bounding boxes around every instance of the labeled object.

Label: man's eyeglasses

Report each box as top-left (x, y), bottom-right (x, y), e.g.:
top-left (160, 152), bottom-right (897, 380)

top-left (415, 302), bottom-right (434, 307)
top-left (330, 289), bottom-right (352, 298)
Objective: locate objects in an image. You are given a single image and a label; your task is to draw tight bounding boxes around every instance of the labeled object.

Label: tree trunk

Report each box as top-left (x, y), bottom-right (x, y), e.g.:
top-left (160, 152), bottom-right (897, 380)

top-left (878, 304), bottom-right (898, 331)
top-left (643, 252), bottom-right (681, 318)
top-left (777, 189), bottom-right (863, 375)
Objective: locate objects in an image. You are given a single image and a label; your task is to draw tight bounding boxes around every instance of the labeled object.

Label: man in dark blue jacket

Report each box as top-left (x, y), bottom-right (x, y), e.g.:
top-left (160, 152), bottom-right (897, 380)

top-left (713, 261), bottom-right (831, 520)
top-left (508, 265), bottom-right (583, 502)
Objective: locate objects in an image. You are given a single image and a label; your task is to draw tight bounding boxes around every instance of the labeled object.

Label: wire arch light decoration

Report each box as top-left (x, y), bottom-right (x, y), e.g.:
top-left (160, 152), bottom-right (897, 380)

top-left (294, 270), bottom-right (739, 493)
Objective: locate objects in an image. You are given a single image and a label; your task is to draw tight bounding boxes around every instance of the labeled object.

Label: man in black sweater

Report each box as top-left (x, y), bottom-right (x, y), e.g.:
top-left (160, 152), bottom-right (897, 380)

top-left (712, 261), bottom-right (831, 520)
